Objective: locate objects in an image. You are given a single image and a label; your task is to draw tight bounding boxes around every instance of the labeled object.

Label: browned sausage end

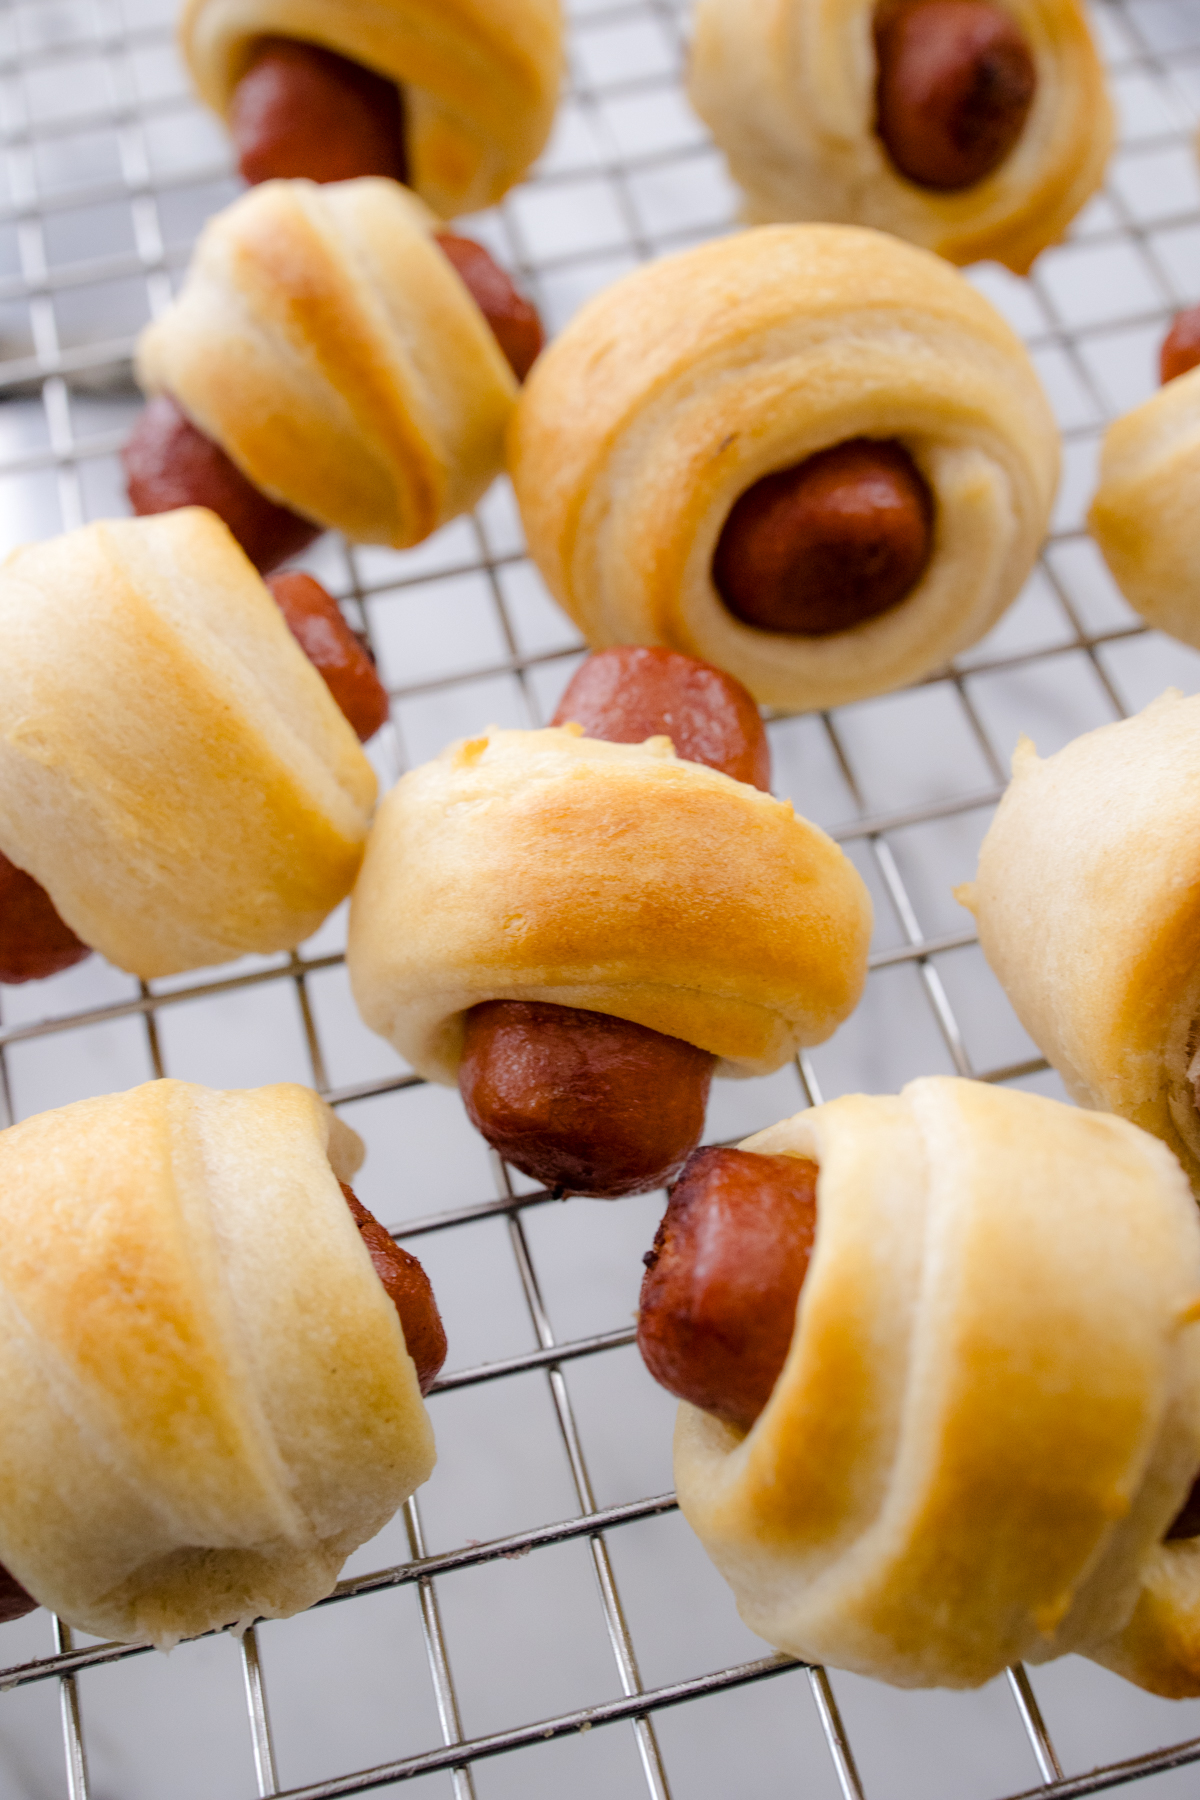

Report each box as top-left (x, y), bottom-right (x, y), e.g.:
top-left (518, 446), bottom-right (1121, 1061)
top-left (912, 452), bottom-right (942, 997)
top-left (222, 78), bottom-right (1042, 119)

top-left (637, 1146), bottom-right (818, 1432)
top-left (874, 0), bottom-right (1037, 192)
top-left (434, 234), bottom-right (545, 382)
top-left (458, 1000), bottom-right (715, 1198)
top-left (1161, 304), bottom-right (1200, 385)
top-left (230, 37), bottom-right (408, 187)
top-left (266, 572), bottom-right (389, 741)
top-left (340, 1183), bottom-right (447, 1394)
top-left (0, 849), bottom-right (92, 986)
top-left (551, 645), bottom-right (771, 791)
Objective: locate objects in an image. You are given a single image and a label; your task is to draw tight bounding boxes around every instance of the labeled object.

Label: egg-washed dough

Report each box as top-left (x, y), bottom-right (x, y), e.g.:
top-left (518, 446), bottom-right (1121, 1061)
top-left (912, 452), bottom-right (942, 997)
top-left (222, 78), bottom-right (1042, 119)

top-left (688, 0), bottom-right (1112, 275)
top-left (0, 1079), bottom-right (435, 1649)
top-left (1089, 366), bottom-right (1200, 649)
top-left (509, 224), bottom-right (1058, 713)
top-left (347, 725), bottom-right (873, 1081)
top-left (136, 179), bottom-right (516, 549)
top-left (180, 0), bottom-right (564, 219)
top-left (958, 691), bottom-right (1200, 1200)
top-left (0, 508), bottom-right (375, 978)
top-left (673, 1077), bottom-right (1200, 1694)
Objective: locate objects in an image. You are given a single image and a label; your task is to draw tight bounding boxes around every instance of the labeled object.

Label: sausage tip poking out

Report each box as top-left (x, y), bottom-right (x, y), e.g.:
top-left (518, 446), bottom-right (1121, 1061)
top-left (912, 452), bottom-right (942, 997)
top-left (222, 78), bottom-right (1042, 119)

top-left (713, 438), bottom-right (935, 637)
top-left (266, 572), bottom-right (389, 742)
top-left (231, 37), bottom-right (408, 187)
top-left (0, 1562), bottom-right (37, 1624)
top-left (123, 395), bottom-right (320, 573)
top-left (550, 645), bottom-right (771, 791)
top-left (1160, 304), bottom-right (1200, 385)
top-left (637, 1147), bottom-right (819, 1433)
top-left (458, 1001), bottom-right (716, 1198)
top-left (340, 1183), bottom-right (447, 1394)
top-left (434, 235), bottom-right (545, 383)
top-left (874, 0), bottom-right (1037, 193)
top-left (0, 848), bottom-right (91, 986)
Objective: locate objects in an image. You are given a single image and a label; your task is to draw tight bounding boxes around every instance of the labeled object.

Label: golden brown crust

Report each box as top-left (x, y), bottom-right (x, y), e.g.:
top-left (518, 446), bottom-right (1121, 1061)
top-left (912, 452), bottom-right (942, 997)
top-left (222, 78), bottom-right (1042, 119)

top-left (509, 224), bottom-right (1058, 711)
top-left (346, 725), bottom-right (873, 1081)
top-left (0, 509), bottom-right (375, 978)
top-left (1089, 369), bottom-right (1200, 649)
top-left (0, 1080), bottom-right (434, 1648)
top-left (673, 1079), bottom-right (1200, 1691)
top-left (958, 691), bottom-right (1200, 1200)
top-left (180, 0), bottom-right (563, 218)
top-left (136, 179), bottom-right (516, 548)
top-left (687, 0), bottom-right (1112, 274)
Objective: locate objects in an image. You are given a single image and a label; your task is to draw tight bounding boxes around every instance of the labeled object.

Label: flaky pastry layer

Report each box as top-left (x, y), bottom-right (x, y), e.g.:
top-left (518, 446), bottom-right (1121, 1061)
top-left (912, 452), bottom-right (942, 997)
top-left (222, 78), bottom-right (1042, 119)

top-left (510, 224), bottom-right (1058, 712)
top-left (0, 1080), bottom-right (434, 1648)
top-left (346, 725), bottom-right (873, 1081)
top-left (674, 1078), bottom-right (1200, 1692)
top-left (688, 0), bottom-right (1112, 275)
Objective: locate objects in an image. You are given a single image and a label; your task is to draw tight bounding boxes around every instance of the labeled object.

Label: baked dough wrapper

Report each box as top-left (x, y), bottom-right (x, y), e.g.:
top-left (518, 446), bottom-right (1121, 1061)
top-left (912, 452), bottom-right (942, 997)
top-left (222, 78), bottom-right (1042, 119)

top-left (674, 1077), bottom-right (1200, 1695)
top-left (959, 690), bottom-right (1200, 1202)
top-left (136, 178), bottom-right (516, 550)
top-left (0, 508), bottom-right (376, 979)
top-left (346, 726), bottom-right (873, 1082)
top-left (1089, 367), bottom-right (1200, 650)
top-left (180, 0), bottom-right (564, 219)
top-left (687, 0), bottom-right (1113, 276)
top-left (510, 224), bottom-right (1059, 713)
top-left (0, 1079), bottom-right (435, 1649)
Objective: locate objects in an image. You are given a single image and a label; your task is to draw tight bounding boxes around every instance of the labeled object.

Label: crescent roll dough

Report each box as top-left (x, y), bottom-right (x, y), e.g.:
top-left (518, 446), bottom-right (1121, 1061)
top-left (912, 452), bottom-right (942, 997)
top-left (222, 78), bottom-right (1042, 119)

top-left (509, 224), bottom-right (1058, 712)
top-left (0, 1079), bottom-right (435, 1649)
top-left (135, 178), bottom-right (516, 549)
top-left (674, 1077), bottom-right (1200, 1693)
top-left (346, 725), bottom-right (873, 1081)
top-left (1089, 368), bottom-right (1200, 649)
top-left (688, 0), bottom-right (1112, 275)
top-left (0, 508), bottom-right (375, 978)
top-left (957, 690), bottom-right (1200, 1200)
top-left (180, 0), bottom-right (563, 219)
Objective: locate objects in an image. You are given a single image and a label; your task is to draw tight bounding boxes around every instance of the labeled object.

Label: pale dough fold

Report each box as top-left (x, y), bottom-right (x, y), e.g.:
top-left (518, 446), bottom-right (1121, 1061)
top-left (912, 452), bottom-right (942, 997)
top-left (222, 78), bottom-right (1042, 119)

top-left (0, 1080), bottom-right (435, 1649)
top-left (688, 0), bottom-right (1112, 275)
top-left (0, 508), bottom-right (376, 978)
top-left (958, 691), bottom-right (1200, 1199)
top-left (180, 0), bottom-right (563, 219)
top-left (1089, 367), bottom-right (1200, 649)
top-left (674, 1077), bottom-right (1200, 1694)
top-left (346, 725), bottom-right (873, 1082)
top-left (509, 224), bottom-right (1058, 712)
top-left (136, 179), bottom-right (516, 549)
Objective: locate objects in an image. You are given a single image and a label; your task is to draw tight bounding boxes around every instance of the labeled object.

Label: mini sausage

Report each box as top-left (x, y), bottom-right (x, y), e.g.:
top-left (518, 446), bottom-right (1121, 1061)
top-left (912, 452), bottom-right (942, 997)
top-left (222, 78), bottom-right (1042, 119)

top-left (550, 645), bottom-right (771, 791)
top-left (434, 234), bottom-right (545, 383)
top-left (230, 36), bottom-right (408, 187)
top-left (713, 438), bottom-right (935, 636)
top-left (267, 573), bottom-right (389, 742)
top-left (458, 1001), bottom-right (715, 1198)
top-left (0, 1562), bottom-right (37, 1624)
top-left (637, 1147), bottom-right (818, 1432)
top-left (340, 1183), bottom-right (447, 1394)
top-left (874, 0), bottom-right (1037, 193)
top-left (123, 395), bottom-right (320, 574)
top-left (1160, 304), bottom-right (1200, 385)
top-left (0, 849), bottom-right (91, 986)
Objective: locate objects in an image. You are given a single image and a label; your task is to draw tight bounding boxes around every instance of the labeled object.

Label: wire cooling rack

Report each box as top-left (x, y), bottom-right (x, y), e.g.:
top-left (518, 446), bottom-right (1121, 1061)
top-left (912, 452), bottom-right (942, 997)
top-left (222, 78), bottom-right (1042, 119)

top-left (4, 1), bottom-right (1200, 1796)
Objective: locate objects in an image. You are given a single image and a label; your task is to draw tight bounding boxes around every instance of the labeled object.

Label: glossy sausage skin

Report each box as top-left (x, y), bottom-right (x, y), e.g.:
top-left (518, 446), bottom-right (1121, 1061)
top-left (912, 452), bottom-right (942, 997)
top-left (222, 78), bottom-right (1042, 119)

top-left (267, 573), bottom-right (389, 742)
top-left (551, 646), bottom-right (771, 791)
top-left (230, 37), bottom-right (407, 186)
top-left (341, 1184), bottom-right (447, 1394)
top-left (637, 1148), bottom-right (818, 1433)
top-left (1160, 304), bottom-right (1200, 384)
top-left (713, 438), bottom-right (935, 636)
top-left (0, 848), bottom-right (91, 986)
top-left (124, 395), bottom-right (321, 574)
top-left (459, 1002), bottom-right (715, 1198)
top-left (874, 0), bottom-right (1036, 192)
top-left (435, 235), bottom-right (545, 383)
top-left (0, 1563), bottom-right (36, 1624)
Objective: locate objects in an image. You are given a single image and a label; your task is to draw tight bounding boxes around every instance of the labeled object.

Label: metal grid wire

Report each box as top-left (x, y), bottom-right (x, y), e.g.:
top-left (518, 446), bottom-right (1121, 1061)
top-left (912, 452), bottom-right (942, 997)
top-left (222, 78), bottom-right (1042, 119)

top-left (4, 0), bottom-right (1200, 1795)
